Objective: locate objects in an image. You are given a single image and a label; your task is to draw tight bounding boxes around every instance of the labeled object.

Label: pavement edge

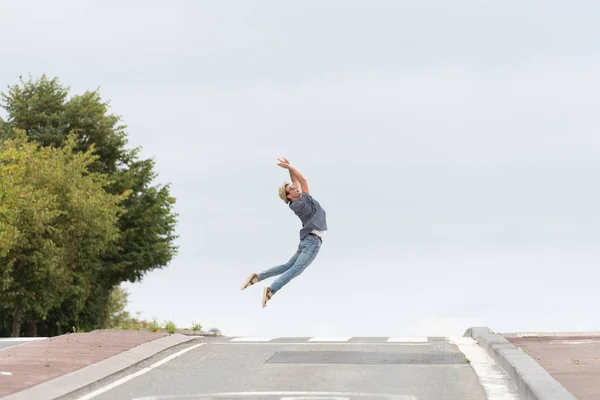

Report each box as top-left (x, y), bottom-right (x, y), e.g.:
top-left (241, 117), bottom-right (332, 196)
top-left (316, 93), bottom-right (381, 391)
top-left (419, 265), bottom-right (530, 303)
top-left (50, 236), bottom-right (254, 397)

top-left (1, 333), bottom-right (197, 400)
top-left (463, 326), bottom-right (577, 400)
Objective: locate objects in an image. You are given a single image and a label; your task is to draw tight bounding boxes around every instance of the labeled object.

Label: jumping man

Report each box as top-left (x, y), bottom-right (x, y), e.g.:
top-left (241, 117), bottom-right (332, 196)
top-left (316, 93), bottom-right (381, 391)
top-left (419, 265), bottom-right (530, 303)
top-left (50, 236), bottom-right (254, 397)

top-left (241, 158), bottom-right (328, 308)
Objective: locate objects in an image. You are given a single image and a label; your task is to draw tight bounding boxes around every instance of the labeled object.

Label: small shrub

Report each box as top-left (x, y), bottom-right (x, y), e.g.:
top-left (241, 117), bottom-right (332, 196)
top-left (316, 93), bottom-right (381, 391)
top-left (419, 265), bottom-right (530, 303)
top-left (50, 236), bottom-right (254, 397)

top-left (131, 318), bottom-right (141, 331)
top-left (191, 321), bottom-right (202, 335)
top-left (147, 317), bottom-right (162, 332)
top-left (165, 320), bottom-right (176, 334)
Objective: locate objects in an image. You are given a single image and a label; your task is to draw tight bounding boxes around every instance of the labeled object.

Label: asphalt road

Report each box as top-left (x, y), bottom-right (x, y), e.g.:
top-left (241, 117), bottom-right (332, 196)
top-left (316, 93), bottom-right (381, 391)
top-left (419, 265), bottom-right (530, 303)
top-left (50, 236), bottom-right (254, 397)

top-left (62, 335), bottom-right (521, 400)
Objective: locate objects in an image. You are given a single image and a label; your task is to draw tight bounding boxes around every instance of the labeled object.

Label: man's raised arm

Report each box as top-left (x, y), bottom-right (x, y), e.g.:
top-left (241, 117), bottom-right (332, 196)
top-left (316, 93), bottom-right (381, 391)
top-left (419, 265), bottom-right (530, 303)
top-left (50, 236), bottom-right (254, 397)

top-left (278, 158), bottom-right (310, 194)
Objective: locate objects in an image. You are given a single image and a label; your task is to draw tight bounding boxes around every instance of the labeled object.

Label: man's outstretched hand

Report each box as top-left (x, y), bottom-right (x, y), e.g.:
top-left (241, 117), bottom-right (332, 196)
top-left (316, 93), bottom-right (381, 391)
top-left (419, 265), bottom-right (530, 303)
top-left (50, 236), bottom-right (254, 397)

top-left (277, 157), bottom-right (291, 169)
top-left (277, 157), bottom-right (307, 192)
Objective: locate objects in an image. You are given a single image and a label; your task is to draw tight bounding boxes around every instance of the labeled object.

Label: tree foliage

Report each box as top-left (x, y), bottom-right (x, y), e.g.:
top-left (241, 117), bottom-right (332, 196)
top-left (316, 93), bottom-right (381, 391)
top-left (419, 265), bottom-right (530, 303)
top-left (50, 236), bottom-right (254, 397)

top-left (0, 74), bottom-right (178, 336)
top-left (0, 130), bottom-right (128, 335)
top-left (104, 285), bottom-right (134, 329)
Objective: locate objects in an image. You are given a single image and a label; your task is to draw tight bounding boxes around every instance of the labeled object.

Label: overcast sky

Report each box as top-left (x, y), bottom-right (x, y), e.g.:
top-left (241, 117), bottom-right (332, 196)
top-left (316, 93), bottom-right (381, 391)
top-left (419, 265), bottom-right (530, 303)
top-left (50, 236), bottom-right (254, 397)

top-left (1, 0), bottom-right (599, 338)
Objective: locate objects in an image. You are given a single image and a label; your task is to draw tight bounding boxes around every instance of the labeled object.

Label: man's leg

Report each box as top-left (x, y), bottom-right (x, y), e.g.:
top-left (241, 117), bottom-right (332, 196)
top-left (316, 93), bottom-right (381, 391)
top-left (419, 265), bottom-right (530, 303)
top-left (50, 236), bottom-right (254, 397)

top-left (257, 244), bottom-right (302, 281)
top-left (269, 235), bottom-right (321, 295)
top-left (241, 244), bottom-right (302, 290)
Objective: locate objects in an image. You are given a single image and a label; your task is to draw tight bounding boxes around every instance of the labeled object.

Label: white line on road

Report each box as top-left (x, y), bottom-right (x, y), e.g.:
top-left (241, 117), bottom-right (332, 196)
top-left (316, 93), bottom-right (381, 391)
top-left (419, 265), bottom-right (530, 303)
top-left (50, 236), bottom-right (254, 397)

top-left (502, 331), bottom-right (600, 338)
top-left (557, 339), bottom-right (598, 344)
top-left (308, 337), bottom-right (352, 342)
top-left (386, 337), bottom-right (428, 342)
top-left (212, 342), bottom-right (429, 346)
top-left (449, 336), bottom-right (520, 400)
top-left (229, 337), bottom-right (274, 341)
top-left (132, 391), bottom-right (418, 399)
top-left (74, 343), bottom-right (205, 400)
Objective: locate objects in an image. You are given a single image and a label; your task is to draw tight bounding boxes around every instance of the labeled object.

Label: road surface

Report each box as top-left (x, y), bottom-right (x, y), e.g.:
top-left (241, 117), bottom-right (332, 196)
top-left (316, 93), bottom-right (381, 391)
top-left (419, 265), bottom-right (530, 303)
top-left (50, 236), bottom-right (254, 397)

top-left (63, 336), bottom-right (519, 400)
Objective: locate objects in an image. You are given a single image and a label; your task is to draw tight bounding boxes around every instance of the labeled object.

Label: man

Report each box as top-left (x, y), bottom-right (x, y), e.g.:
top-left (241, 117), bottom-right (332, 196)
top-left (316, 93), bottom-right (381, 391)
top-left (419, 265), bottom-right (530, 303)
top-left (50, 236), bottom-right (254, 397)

top-left (241, 157), bottom-right (328, 308)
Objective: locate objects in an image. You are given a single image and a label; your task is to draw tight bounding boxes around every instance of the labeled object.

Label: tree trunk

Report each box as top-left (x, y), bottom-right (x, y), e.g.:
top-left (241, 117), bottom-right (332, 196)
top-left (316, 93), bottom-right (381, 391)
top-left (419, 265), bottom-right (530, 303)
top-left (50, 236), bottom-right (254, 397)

top-left (26, 319), bottom-right (37, 337)
top-left (11, 304), bottom-right (22, 337)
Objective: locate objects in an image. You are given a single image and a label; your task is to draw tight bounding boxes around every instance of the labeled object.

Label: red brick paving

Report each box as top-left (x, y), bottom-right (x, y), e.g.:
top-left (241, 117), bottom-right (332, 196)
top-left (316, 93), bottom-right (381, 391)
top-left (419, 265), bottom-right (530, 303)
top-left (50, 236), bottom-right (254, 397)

top-left (0, 329), bottom-right (168, 397)
top-left (507, 334), bottom-right (600, 400)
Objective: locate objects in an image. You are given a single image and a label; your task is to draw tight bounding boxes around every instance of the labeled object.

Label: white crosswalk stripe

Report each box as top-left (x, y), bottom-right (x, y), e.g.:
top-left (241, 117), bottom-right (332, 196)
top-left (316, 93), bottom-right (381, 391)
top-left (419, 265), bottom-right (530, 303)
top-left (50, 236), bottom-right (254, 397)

top-left (226, 336), bottom-right (434, 343)
top-left (307, 337), bottom-right (352, 342)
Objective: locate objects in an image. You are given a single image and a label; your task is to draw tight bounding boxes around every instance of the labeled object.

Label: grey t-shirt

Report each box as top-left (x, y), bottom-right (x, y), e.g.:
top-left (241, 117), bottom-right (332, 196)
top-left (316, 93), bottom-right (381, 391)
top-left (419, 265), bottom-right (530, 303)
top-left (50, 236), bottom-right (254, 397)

top-left (289, 192), bottom-right (328, 240)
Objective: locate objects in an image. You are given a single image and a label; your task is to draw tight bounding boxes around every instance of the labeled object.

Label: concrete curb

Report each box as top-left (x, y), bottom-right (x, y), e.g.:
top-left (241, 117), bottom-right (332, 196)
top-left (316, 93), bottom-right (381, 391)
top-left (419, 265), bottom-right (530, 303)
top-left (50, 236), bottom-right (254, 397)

top-left (464, 327), bottom-right (577, 400)
top-left (2, 333), bottom-right (198, 400)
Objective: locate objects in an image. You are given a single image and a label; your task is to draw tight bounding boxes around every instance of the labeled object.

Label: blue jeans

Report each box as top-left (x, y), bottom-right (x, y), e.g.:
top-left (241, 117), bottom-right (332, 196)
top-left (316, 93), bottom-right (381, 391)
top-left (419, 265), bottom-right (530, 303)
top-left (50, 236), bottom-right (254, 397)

top-left (257, 234), bottom-right (322, 294)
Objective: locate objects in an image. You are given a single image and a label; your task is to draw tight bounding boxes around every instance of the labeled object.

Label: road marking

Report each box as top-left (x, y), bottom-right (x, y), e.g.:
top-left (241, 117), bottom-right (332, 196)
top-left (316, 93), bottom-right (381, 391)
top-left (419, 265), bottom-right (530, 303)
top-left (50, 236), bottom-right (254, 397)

top-left (226, 337), bottom-right (434, 343)
top-left (0, 337), bottom-right (47, 342)
top-left (308, 337), bottom-right (351, 342)
top-left (387, 337), bottom-right (428, 343)
top-left (449, 336), bottom-right (520, 400)
top-left (74, 343), bottom-right (204, 400)
top-left (555, 339), bottom-right (598, 344)
top-left (132, 391), bottom-right (418, 399)
top-left (503, 331), bottom-right (600, 338)
top-left (280, 397), bottom-right (349, 399)
top-left (212, 342), bottom-right (429, 346)
top-left (1, 371), bottom-right (12, 376)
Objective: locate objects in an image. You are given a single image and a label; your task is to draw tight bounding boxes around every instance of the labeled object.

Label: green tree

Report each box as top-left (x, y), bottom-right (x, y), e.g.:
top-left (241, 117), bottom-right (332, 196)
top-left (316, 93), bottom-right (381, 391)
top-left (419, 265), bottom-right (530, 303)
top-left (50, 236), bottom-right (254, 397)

top-left (104, 285), bottom-right (133, 329)
top-left (0, 74), bottom-right (178, 335)
top-left (0, 130), bottom-right (128, 336)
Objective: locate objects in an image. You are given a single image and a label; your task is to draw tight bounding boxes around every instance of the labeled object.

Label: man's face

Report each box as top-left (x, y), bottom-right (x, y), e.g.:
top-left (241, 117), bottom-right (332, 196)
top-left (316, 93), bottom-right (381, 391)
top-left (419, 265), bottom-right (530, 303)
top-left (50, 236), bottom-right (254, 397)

top-left (286, 183), bottom-right (301, 201)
